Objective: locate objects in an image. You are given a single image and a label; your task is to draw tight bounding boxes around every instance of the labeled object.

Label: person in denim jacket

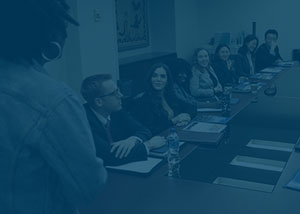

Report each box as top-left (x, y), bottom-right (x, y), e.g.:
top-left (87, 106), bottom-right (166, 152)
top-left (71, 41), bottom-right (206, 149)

top-left (0, 1), bottom-right (106, 214)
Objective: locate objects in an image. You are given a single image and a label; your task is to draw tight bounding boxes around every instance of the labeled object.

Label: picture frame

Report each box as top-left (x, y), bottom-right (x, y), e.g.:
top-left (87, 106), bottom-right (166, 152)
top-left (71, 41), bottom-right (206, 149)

top-left (115, 0), bottom-right (149, 51)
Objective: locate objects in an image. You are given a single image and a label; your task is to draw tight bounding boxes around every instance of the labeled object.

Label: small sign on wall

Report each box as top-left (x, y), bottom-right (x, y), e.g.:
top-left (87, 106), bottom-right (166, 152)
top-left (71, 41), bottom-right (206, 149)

top-left (115, 0), bottom-right (149, 51)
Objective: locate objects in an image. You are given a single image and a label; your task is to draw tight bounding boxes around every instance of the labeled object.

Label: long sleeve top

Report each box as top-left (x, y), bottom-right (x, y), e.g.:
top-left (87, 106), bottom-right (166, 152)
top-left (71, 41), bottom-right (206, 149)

top-left (235, 53), bottom-right (256, 77)
top-left (212, 58), bottom-right (239, 87)
top-left (255, 43), bottom-right (282, 71)
top-left (190, 65), bottom-right (222, 98)
top-left (130, 92), bottom-right (197, 135)
top-left (84, 104), bottom-right (151, 166)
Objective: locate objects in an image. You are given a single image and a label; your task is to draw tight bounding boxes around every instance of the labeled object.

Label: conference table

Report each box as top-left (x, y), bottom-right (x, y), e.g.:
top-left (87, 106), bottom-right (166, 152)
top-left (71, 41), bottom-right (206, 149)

top-left (81, 64), bottom-right (300, 214)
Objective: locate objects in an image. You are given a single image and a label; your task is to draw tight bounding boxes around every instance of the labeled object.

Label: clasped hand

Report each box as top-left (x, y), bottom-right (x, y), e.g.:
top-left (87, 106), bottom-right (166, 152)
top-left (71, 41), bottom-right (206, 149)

top-left (172, 113), bottom-right (191, 127)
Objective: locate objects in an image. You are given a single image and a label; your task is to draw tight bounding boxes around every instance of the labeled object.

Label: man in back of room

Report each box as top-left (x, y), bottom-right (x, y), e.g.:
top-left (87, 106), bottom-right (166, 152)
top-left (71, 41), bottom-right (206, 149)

top-left (256, 29), bottom-right (282, 71)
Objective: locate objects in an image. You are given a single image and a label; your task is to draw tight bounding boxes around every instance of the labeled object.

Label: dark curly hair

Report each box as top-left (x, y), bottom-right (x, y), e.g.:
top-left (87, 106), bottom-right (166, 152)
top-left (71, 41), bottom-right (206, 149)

top-left (0, 0), bottom-right (79, 63)
top-left (169, 58), bottom-right (192, 92)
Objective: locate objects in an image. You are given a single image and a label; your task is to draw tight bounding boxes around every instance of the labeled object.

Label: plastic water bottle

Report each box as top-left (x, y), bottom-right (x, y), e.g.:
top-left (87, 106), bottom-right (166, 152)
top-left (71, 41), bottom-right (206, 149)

top-left (222, 85), bottom-right (232, 115)
top-left (251, 83), bottom-right (258, 103)
top-left (167, 128), bottom-right (180, 178)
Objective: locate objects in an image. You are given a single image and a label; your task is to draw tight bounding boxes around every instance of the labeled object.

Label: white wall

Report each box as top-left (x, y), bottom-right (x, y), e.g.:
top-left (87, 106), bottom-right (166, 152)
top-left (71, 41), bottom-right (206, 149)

top-left (149, 0), bottom-right (176, 53)
top-left (76, 0), bottom-right (119, 80)
top-left (175, 0), bottom-right (300, 60)
top-left (174, 0), bottom-right (208, 61)
top-left (46, 0), bottom-right (120, 97)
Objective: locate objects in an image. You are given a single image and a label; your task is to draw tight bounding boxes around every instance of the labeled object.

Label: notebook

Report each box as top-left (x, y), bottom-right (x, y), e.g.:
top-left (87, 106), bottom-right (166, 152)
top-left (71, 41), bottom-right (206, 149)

top-left (260, 67), bottom-right (283, 73)
top-left (183, 121), bottom-right (227, 133)
top-left (276, 61), bottom-right (295, 67)
top-left (250, 73), bottom-right (276, 80)
top-left (195, 115), bottom-right (231, 124)
top-left (106, 157), bottom-right (163, 175)
top-left (177, 121), bottom-right (226, 147)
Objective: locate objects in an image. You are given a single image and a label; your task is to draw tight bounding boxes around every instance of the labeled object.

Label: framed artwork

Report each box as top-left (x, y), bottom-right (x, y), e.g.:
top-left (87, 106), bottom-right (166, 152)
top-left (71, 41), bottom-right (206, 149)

top-left (115, 0), bottom-right (149, 51)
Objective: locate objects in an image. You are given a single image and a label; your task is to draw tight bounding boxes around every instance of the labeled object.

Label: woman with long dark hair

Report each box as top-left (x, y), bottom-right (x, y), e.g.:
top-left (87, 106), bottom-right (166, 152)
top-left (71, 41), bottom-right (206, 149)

top-left (212, 44), bottom-right (239, 87)
top-left (237, 35), bottom-right (259, 76)
top-left (131, 63), bottom-right (196, 135)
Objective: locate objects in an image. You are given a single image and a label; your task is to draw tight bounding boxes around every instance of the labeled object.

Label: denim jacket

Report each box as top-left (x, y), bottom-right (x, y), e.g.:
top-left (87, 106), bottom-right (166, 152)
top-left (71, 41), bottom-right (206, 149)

top-left (0, 60), bottom-right (107, 214)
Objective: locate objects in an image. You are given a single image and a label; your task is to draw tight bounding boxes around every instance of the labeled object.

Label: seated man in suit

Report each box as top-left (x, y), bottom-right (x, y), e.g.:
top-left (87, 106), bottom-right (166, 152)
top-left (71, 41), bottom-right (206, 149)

top-left (256, 29), bottom-right (283, 71)
top-left (80, 74), bottom-right (165, 166)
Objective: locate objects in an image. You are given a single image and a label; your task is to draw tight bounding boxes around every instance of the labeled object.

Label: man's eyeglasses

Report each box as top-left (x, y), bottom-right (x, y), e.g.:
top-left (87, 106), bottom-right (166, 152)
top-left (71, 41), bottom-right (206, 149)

top-left (99, 88), bottom-right (121, 98)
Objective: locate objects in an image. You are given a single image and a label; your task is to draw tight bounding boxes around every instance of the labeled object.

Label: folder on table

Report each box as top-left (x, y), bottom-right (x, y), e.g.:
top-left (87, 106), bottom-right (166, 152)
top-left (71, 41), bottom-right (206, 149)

top-left (106, 157), bottom-right (163, 175)
top-left (177, 122), bottom-right (227, 147)
top-left (195, 115), bottom-right (231, 124)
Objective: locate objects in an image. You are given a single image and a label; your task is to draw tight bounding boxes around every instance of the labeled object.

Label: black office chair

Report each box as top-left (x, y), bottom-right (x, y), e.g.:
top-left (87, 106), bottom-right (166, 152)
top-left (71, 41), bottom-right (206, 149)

top-left (292, 49), bottom-right (300, 62)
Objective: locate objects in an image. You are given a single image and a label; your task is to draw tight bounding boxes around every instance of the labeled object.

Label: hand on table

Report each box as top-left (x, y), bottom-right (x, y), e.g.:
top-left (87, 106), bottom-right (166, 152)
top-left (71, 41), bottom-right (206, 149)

top-left (144, 136), bottom-right (166, 150)
top-left (110, 137), bottom-right (138, 159)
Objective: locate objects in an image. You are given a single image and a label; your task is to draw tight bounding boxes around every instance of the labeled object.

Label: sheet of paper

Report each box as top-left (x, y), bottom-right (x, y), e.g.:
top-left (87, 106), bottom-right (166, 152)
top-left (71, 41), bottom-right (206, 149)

top-left (276, 61), bottom-right (295, 67)
top-left (260, 67), bottom-right (283, 73)
top-left (247, 139), bottom-right (294, 152)
top-left (106, 157), bottom-right (162, 174)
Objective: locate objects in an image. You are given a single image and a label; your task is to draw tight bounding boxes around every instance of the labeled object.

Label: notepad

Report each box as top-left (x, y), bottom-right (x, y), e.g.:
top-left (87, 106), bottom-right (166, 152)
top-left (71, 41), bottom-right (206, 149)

top-left (233, 82), bottom-right (266, 93)
top-left (250, 73), bottom-right (275, 80)
top-left (286, 169), bottom-right (300, 191)
top-left (106, 157), bottom-right (163, 174)
top-left (276, 61), bottom-right (295, 67)
top-left (247, 139), bottom-right (294, 152)
top-left (214, 177), bottom-right (274, 193)
top-left (230, 155), bottom-right (286, 172)
top-left (183, 121), bottom-right (227, 133)
top-left (195, 115), bottom-right (231, 124)
top-left (260, 67), bottom-right (283, 73)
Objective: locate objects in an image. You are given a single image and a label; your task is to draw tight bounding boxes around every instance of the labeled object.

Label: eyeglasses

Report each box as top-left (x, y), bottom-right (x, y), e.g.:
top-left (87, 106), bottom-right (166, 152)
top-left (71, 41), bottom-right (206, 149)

top-left (99, 88), bottom-right (121, 98)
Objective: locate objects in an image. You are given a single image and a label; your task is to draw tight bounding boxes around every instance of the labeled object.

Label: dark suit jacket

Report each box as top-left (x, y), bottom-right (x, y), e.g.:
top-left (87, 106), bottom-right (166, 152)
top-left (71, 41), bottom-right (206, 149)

top-left (212, 58), bottom-right (239, 87)
top-left (83, 104), bottom-right (151, 166)
top-left (235, 52), bottom-right (255, 77)
top-left (255, 43), bottom-right (282, 71)
top-left (130, 92), bottom-right (197, 135)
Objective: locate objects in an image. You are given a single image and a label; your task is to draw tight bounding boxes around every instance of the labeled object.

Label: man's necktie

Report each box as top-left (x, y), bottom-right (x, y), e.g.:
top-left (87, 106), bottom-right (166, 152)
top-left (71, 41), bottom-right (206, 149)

top-left (105, 119), bottom-right (113, 144)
